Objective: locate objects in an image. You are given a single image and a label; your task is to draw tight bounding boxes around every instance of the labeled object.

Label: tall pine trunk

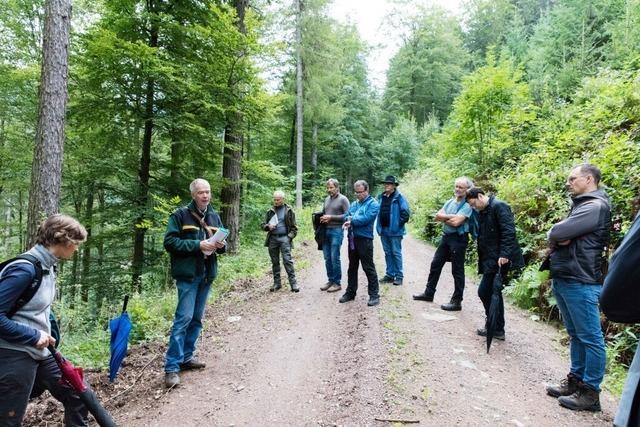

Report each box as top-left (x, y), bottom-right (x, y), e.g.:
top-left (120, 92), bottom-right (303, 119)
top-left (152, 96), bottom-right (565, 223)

top-left (220, 0), bottom-right (248, 254)
top-left (131, 2), bottom-right (158, 291)
top-left (26, 0), bottom-right (71, 248)
top-left (295, 0), bottom-right (304, 209)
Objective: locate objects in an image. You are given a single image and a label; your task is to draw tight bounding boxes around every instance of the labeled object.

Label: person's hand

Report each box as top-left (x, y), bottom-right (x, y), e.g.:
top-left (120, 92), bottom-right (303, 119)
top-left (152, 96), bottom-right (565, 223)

top-left (557, 239), bottom-right (571, 246)
top-left (498, 257), bottom-right (510, 266)
top-left (35, 331), bottom-right (55, 349)
top-left (268, 223), bottom-right (276, 230)
top-left (342, 220), bottom-right (351, 230)
top-left (214, 240), bottom-right (226, 249)
top-left (320, 215), bottom-right (331, 224)
top-left (200, 240), bottom-right (217, 253)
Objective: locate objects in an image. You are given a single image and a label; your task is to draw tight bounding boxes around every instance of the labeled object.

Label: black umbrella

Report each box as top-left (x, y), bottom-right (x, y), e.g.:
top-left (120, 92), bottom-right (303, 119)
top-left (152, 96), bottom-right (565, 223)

top-left (48, 346), bottom-right (117, 427)
top-left (486, 267), bottom-right (504, 353)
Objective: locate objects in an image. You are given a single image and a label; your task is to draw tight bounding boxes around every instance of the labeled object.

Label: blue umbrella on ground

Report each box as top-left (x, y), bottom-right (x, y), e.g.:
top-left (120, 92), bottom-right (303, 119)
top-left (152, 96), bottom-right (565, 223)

top-left (109, 295), bottom-right (132, 382)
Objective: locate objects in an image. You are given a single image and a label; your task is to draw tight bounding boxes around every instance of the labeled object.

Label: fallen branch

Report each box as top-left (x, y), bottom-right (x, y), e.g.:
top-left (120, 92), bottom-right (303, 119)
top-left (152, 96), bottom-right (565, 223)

top-left (374, 417), bottom-right (420, 424)
top-left (105, 354), bottom-right (159, 404)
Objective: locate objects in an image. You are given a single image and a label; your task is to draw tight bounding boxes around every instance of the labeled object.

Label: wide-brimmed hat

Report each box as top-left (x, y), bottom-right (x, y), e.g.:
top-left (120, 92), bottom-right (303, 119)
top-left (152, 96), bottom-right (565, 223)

top-left (380, 175), bottom-right (400, 185)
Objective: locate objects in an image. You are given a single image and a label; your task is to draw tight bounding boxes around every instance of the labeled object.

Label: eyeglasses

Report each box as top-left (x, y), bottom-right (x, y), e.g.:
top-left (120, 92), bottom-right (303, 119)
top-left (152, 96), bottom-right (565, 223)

top-left (355, 191), bottom-right (366, 194)
top-left (567, 175), bottom-right (589, 183)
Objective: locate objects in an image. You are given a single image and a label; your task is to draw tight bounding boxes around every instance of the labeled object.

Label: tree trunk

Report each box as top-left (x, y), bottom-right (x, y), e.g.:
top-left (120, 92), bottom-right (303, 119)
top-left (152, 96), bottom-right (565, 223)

top-left (131, 2), bottom-right (158, 292)
top-left (295, 0), bottom-right (304, 209)
top-left (220, 0), bottom-right (248, 254)
top-left (26, 0), bottom-right (71, 248)
top-left (311, 122), bottom-right (318, 178)
top-left (80, 186), bottom-right (93, 303)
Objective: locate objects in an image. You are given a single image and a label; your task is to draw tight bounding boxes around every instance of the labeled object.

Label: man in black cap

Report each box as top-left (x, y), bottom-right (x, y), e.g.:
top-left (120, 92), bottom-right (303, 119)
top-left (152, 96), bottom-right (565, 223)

top-left (376, 175), bottom-right (411, 286)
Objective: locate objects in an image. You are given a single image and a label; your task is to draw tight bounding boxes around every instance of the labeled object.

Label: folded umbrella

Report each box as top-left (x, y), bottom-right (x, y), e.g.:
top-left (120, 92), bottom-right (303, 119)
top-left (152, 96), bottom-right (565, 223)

top-left (109, 295), bottom-right (132, 382)
top-left (48, 346), bottom-right (117, 427)
top-left (486, 267), bottom-right (504, 353)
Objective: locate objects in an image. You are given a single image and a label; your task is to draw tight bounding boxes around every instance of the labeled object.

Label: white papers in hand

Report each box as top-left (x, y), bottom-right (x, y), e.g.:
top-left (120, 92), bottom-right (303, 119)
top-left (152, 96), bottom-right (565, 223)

top-left (203, 227), bottom-right (229, 256)
top-left (268, 214), bottom-right (279, 228)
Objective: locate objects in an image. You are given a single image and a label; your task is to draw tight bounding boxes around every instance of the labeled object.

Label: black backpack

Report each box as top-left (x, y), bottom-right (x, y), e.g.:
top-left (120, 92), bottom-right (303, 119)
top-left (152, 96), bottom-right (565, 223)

top-left (0, 254), bottom-right (47, 318)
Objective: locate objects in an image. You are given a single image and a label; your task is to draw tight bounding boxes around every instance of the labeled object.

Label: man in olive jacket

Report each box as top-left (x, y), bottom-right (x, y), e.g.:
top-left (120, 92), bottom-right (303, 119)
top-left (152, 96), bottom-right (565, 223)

top-left (262, 190), bottom-right (299, 292)
top-left (163, 178), bottom-right (226, 388)
top-left (466, 187), bottom-right (524, 341)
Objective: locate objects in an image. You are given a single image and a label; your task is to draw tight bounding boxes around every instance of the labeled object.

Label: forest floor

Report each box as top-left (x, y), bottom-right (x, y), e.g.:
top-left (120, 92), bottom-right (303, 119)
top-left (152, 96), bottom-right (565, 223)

top-left (26, 235), bottom-right (618, 426)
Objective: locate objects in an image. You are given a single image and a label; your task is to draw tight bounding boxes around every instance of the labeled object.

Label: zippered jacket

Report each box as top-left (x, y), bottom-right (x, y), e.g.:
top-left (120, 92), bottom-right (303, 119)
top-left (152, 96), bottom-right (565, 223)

top-left (261, 204), bottom-right (298, 247)
top-left (345, 195), bottom-right (379, 239)
top-left (164, 200), bottom-right (225, 281)
top-left (548, 189), bottom-right (611, 284)
top-left (376, 191), bottom-right (410, 237)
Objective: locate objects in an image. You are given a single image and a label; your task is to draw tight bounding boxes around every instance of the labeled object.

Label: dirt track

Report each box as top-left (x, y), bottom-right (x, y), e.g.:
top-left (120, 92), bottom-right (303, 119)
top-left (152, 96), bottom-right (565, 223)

top-left (27, 235), bottom-right (619, 426)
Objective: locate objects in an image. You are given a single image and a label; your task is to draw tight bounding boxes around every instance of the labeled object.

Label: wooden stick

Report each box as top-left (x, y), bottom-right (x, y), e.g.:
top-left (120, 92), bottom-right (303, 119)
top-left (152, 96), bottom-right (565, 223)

top-left (105, 354), bottom-right (159, 404)
top-left (374, 417), bottom-right (420, 424)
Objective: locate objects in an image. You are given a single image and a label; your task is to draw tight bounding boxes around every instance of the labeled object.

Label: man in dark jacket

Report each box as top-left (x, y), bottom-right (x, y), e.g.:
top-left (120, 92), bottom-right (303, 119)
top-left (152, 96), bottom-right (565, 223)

top-left (262, 190), bottom-right (299, 293)
top-left (545, 164), bottom-right (611, 412)
top-left (465, 188), bottom-right (524, 341)
top-left (163, 178), bottom-right (226, 388)
top-left (600, 209), bottom-right (640, 426)
top-left (376, 175), bottom-right (411, 286)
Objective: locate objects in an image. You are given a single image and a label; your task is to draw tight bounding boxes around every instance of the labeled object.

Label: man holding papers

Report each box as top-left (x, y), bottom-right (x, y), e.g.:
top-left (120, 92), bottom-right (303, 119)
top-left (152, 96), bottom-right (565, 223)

top-left (262, 190), bottom-right (299, 293)
top-left (163, 178), bottom-right (226, 388)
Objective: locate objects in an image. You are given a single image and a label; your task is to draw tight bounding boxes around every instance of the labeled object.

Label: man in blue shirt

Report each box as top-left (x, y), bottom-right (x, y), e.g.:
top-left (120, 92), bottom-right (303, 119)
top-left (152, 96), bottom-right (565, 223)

top-left (340, 180), bottom-right (381, 306)
top-left (413, 177), bottom-right (474, 311)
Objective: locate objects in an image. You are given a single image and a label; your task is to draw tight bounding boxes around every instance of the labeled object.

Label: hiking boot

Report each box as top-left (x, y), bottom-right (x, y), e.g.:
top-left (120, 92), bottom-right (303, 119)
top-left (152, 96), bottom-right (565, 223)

top-left (367, 296), bottom-right (380, 306)
top-left (327, 284), bottom-right (342, 293)
top-left (165, 372), bottom-right (180, 388)
top-left (291, 283), bottom-right (300, 292)
top-left (441, 300), bottom-right (462, 311)
top-left (413, 292), bottom-right (434, 302)
top-left (558, 383), bottom-right (601, 412)
top-left (339, 294), bottom-right (355, 303)
top-left (392, 279), bottom-right (403, 286)
top-left (476, 328), bottom-right (505, 340)
top-left (380, 275), bottom-right (394, 284)
top-left (546, 373), bottom-right (580, 398)
top-left (320, 282), bottom-right (333, 291)
top-left (179, 359), bottom-right (206, 371)
top-left (270, 284), bottom-right (282, 292)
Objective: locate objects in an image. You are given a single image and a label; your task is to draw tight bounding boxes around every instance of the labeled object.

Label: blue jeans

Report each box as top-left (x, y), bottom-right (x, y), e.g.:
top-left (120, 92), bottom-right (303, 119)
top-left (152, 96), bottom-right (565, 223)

top-left (552, 278), bottom-right (606, 391)
top-left (165, 274), bottom-right (212, 373)
top-left (380, 235), bottom-right (403, 280)
top-left (323, 227), bottom-right (344, 285)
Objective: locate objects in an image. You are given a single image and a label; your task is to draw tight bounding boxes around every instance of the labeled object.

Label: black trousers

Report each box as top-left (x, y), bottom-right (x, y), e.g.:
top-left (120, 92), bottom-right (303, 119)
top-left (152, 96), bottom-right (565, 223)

top-left (0, 348), bottom-right (89, 427)
top-left (425, 233), bottom-right (468, 302)
top-left (346, 237), bottom-right (379, 298)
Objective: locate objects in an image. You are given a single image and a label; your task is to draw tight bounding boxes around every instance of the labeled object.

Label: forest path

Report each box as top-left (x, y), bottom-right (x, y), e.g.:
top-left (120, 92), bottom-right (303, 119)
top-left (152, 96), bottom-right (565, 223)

top-left (115, 234), bottom-right (617, 426)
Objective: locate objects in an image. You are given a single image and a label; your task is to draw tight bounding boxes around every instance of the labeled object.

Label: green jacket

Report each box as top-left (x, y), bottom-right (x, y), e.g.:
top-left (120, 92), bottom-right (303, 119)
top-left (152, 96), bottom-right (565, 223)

top-left (261, 204), bottom-right (298, 247)
top-left (164, 200), bottom-right (225, 281)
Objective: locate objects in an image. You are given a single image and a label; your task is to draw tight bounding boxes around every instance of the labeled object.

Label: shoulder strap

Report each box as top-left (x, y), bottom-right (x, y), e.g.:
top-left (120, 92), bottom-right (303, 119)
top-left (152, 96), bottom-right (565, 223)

top-left (188, 209), bottom-right (214, 239)
top-left (455, 200), bottom-right (468, 214)
top-left (2, 254), bottom-right (45, 318)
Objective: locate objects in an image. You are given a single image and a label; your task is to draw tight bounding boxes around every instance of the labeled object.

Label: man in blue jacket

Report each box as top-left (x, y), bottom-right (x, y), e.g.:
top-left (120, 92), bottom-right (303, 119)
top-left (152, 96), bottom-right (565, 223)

top-left (377, 175), bottom-right (411, 286)
top-left (340, 180), bottom-right (380, 306)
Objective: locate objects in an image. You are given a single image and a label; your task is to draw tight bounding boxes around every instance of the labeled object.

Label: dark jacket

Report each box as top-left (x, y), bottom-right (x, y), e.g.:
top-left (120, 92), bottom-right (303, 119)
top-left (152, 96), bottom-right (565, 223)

top-left (376, 191), bottom-right (411, 237)
top-left (164, 200), bottom-right (225, 281)
top-left (548, 189), bottom-right (611, 284)
top-left (600, 212), bottom-right (640, 323)
top-left (262, 204), bottom-right (298, 247)
top-left (476, 196), bottom-right (524, 274)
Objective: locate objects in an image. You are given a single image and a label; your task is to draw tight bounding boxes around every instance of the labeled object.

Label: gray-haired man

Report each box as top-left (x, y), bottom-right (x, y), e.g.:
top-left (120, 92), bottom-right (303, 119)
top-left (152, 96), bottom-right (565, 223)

top-left (413, 177), bottom-right (474, 311)
top-left (262, 191), bottom-right (299, 292)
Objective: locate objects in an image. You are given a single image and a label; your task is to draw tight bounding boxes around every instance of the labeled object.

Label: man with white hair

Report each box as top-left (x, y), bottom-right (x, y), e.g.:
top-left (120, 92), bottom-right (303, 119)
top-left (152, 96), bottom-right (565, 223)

top-left (413, 176), bottom-right (474, 311)
top-left (163, 178), bottom-right (226, 388)
top-left (262, 190), bottom-right (299, 293)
